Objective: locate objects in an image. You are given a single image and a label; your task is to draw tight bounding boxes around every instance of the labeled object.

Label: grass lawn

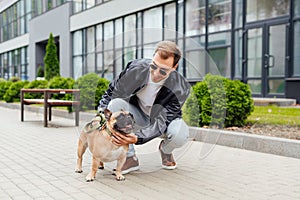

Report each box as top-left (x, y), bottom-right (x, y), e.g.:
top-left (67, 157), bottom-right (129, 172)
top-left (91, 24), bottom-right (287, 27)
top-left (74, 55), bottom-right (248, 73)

top-left (246, 105), bottom-right (300, 127)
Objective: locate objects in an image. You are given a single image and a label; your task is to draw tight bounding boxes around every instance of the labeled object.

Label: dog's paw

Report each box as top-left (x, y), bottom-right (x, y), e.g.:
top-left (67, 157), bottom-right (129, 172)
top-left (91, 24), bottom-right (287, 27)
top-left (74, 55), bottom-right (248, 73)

top-left (75, 169), bottom-right (83, 173)
top-left (85, 173), bottom-right (95, 182)
top-left (85, 176), bottom-right (95, 182)
top-left (116, 175), bottom-right (125, 181)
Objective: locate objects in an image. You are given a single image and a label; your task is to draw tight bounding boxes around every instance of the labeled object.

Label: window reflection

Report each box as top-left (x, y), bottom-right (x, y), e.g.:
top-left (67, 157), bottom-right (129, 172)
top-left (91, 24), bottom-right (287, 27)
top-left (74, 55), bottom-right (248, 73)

top-left (234, 30), bottom-right (243, 78)
top-left (164, 3), bottom-right (176, 40)
top-left (208, 0), bottom-right (232, 33)
top-left (294, 21), bottom-right (300, 76)
top-left (247, 0), bottom-right (290, 22)
top-left (186, 0), bottom-right (206, 36)
top-left (208, 47), bottom-right (231, 77)
top-left (143, 7), bottom-right (162, 44)
top-left (295, 0), bottom-right (300, 17)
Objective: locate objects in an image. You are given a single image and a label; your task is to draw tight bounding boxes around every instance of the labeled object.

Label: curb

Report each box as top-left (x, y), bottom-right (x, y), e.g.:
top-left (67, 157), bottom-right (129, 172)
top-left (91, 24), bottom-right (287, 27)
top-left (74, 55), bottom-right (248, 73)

top-left (1, 101), bottom-right (299, 159)
top-left (189, 127), bottom-right (300, 159)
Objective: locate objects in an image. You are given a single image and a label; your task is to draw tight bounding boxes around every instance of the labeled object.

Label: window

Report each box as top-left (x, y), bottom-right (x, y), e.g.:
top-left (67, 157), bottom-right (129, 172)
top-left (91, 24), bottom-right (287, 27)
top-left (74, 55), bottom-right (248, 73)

top-left (185, 49), bottom-right (206, 79)
top-left (208, 47), bottom-right (231, 77)
top-left (124, 15), bottom-right (136, 65)
top-left (86, 0), bottom-right (95, 9)
top-left (208, 0), bottom-right (232, 33)
top-left (246, 0), bottom-right (290, 22)
top-left (35, 0), bottom-right (43, 15)
top-left (295, 0), bottom-right (300, 17)
top-left (208, 32), bottom-right (231, 47)
top-left (143, 7), bottom-right (162, 44)
top-left (96, 24), bottom-right (103, 76)
top-left (86, 27), bottom-right (95, 73)
top-left (87, 27), bottom-right (95, 53)
top-left (234, 30), bottom-right (243, 78)
top-left (235, 0), bottom-right (243, 28)
top-left (124, 15), bottom-right (136, 47)
top-left (73, 30), bottom-right (83, 79)
top-left (164, 3), bottom-right (176, 40)
top-left (115, 19), bottom-right (123, 49)
top-left (103, 22), bottom-right (114, 80)
top-left (73, 0), bottom-right (83, 13)
top-left (294, 21), bottom-right (300, 76)
top-left (73, 30), bottom-right (83, 55)
top-left (186, 0), bottom-right (206, 36)
top-left (115, 19), bottom-right (123, 75)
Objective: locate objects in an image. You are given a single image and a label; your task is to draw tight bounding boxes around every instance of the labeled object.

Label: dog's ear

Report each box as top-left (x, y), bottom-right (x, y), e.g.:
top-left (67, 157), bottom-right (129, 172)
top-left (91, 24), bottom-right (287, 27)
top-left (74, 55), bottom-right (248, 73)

top-left (104, 108), bottom-right (112, 120)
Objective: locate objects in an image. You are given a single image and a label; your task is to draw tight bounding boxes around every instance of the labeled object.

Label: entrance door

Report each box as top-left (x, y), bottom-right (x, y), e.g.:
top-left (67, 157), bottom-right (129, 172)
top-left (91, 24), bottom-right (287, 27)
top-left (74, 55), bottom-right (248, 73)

top-left (245, 21), bottom-right (288, 97)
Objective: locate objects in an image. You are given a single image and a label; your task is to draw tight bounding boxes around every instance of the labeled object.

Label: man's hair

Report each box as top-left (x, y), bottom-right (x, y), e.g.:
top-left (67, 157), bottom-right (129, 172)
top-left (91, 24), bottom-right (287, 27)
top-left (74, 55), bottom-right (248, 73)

top-left (154, 41), bottom-right (182, 67)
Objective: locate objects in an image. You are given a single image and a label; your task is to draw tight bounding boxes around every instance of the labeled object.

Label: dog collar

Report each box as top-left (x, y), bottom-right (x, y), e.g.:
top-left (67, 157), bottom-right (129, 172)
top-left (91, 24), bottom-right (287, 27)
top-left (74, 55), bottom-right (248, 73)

top-left (105, 125), bottom-right (114, 137)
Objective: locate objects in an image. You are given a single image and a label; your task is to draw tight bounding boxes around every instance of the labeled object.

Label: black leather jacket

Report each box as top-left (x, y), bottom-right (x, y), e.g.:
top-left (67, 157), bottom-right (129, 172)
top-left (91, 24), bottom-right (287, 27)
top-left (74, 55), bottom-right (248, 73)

top-left (98, 59), bottom-right (191, 144)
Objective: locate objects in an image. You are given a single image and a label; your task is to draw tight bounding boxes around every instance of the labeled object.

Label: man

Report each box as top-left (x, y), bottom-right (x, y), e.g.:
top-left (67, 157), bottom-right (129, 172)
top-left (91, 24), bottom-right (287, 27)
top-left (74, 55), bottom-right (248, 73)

top-left (98, 40), bottom-right (190, 174)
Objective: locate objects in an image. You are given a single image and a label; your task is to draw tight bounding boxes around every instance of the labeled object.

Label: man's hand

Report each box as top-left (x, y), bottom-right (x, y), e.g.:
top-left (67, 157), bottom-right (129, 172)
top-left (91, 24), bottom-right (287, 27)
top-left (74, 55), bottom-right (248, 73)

top-left (112, 132), bottom-right (138, 146)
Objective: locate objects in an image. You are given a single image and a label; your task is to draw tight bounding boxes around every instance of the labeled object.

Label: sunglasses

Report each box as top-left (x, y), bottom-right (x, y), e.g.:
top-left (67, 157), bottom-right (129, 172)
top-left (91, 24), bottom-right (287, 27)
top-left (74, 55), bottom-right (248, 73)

top-left (149, 62), bottom-right (171, 76)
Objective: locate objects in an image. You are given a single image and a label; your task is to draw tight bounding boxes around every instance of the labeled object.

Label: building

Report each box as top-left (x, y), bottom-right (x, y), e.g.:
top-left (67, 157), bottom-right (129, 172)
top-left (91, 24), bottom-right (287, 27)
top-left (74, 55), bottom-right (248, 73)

top-left (0, 0), bottom-right (299, 102)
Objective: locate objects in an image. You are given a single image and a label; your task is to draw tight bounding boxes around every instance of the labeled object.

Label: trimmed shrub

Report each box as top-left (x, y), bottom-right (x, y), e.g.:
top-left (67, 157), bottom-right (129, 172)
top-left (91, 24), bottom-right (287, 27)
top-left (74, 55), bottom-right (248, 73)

top-left (23, 79), bottom-right (48, 99)
top-left (3, 81), bottom-right (29, 103)
top-left (74, 73), bottom-right (109, 111)
top-left (95, 77), bottom-right (109, 107)
top-left (48, 76), bottom-right (74, 100)
top-left (0, 80), bottom-right (12, 100)
top-left (223, 78), bottom-right (254, 127)
top-left (48, 76), bottom-right (75, 112)
top-left (186, 74), bottom-right (254, 128)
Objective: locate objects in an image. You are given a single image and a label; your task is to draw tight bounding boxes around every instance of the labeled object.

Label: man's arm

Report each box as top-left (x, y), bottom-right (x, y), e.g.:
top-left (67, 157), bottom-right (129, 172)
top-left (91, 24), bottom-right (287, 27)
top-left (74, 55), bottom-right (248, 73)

top-left (111, 132), bottom-right (138, 146)
top-left (98, 60), bottom-right (134, 111)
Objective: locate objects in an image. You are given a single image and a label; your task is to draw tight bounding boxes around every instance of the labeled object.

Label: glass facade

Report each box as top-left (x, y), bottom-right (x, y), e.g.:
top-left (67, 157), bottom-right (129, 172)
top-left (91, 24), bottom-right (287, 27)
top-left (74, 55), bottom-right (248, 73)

top-left (0, 47), bottom-right (28, 80)
top-left (0, 0), bottom-right (67, 43)
top-left (0, 0), bottom-right (299, 98)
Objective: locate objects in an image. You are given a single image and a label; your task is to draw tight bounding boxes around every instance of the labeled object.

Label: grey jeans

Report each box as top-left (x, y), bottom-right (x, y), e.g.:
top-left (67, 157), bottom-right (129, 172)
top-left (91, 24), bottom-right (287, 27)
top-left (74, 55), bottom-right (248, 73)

top-left (107, 98), bottom-right (189, 156)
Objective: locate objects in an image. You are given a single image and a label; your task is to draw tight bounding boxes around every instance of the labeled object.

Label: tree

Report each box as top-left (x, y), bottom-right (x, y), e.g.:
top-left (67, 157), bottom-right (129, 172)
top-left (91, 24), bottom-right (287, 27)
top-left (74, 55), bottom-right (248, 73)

top-left (44, 33), bottom-right (60, 80)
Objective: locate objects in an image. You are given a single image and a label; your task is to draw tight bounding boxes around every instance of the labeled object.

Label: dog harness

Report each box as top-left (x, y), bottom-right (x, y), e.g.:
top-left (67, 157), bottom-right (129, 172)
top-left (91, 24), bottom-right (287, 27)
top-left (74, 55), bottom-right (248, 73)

top-left (83, 114), bottom-right (106, 134)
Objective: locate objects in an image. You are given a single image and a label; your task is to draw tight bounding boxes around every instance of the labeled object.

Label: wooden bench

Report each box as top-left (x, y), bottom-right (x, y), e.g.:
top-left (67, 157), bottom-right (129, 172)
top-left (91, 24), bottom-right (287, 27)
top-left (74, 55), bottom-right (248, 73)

top-left (21, 89), bottom-right (80, 127)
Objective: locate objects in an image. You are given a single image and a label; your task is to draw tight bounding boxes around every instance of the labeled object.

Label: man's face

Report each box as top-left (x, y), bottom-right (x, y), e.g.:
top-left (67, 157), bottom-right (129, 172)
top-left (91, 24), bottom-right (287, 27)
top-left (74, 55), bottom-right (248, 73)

top-left (150, 52), bottom-right (178, 83)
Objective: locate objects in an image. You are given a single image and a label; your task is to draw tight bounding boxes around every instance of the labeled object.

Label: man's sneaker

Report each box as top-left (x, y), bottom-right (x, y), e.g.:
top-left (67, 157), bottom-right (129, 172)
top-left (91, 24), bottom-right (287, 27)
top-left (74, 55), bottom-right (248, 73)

top-left (159, 141), bottom-right (177, 170)
top-left (120, 155), bottom-right (139, 174)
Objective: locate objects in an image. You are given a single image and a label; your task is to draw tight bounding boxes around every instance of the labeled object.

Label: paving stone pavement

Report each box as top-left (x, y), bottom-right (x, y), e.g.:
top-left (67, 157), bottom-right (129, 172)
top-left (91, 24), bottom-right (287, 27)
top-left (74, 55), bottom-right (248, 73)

top-left (0, 106), bottom-right (300, 200)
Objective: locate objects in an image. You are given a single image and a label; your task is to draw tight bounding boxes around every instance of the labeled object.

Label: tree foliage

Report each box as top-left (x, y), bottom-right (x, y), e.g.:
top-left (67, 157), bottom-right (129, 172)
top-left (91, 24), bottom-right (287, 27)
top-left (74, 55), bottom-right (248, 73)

top-left (44, 33), bottom-right (60, 80)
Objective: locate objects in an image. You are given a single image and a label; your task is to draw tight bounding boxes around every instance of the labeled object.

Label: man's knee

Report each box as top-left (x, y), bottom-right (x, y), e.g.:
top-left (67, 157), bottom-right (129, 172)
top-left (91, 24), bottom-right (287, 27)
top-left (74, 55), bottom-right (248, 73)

top-left (166, 118), bottom-right (189, 147)
top-left (107, 98), bottom-right (129, 112)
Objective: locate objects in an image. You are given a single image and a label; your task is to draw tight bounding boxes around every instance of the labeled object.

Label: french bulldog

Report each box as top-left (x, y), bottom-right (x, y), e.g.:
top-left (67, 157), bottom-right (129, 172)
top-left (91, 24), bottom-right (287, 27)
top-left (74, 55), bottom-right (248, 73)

top-left (75, 109), bottom-right (135, 181)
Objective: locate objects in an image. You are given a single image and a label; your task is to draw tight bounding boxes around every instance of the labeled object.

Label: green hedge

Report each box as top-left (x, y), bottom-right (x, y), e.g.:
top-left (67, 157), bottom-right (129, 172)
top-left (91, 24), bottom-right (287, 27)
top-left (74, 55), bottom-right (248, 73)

top-left (48, 76), bottom-right (74, 100)
top-left (3, 80), bottom-right (29, 103)
top-left (183, 74), bottom-right (254, 128)
top-left (74, 73), bottom-right (109, 111)
top-left (23, 79), bottom-right (48, 99)
top-left (0, 79), bottom-right (11, 100)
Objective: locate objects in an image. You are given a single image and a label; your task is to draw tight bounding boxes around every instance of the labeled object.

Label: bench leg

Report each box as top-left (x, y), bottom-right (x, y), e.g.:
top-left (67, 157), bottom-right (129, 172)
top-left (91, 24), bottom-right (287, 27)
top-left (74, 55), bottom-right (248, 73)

top-left (21, 101), bottom-right (24, 122)
top-left (44, 103), bottom-right (48, 127)
top-left (75, 105), bottom-right (79, 126)
top-left (49, 106), bottom-right (52, 121)
top-left (21, 92), bottom-right (24, 122)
